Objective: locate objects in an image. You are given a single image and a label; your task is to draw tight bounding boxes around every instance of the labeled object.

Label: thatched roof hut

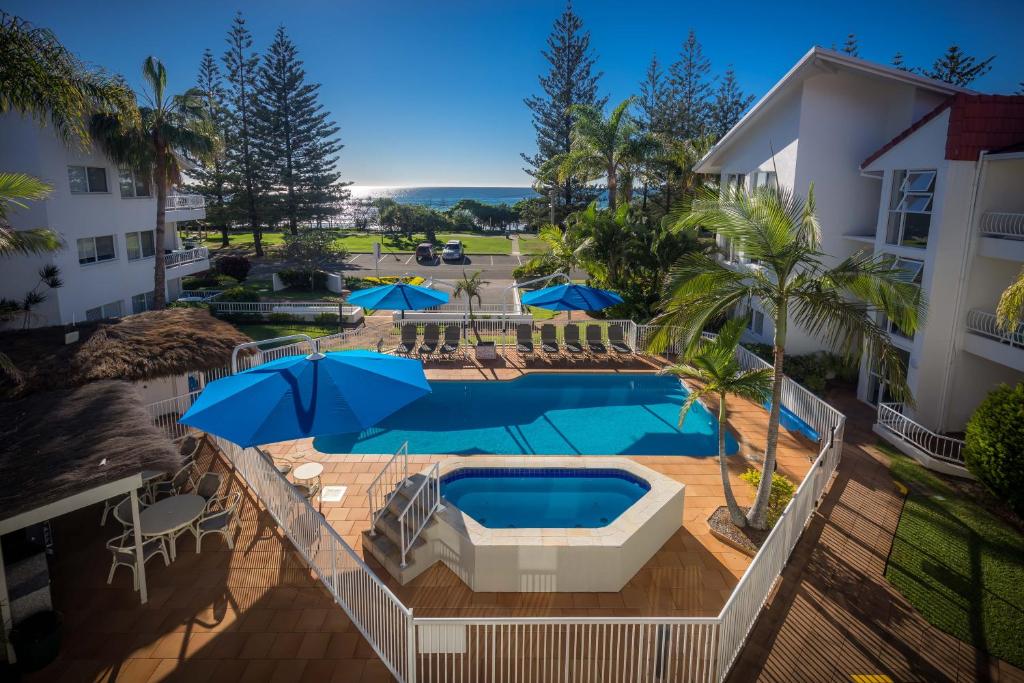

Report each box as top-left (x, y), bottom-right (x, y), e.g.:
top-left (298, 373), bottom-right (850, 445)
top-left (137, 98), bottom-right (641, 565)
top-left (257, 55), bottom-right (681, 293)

top-left (0, 381), bottom-right (182, 521)
top-left (0, 308), bottom-right (251, 398)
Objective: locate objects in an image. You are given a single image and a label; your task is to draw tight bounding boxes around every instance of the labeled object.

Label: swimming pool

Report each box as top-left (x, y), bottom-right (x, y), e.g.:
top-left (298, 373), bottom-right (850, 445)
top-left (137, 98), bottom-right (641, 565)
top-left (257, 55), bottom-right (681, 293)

top-left (313, 373), bottom-right (739, 456)
top-left (440, 467), bottom-right (649, 528)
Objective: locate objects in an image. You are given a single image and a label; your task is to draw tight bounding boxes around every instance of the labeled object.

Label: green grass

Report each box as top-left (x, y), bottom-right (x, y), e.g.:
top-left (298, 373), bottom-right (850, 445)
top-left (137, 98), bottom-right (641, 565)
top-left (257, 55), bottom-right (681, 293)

top-left (233, 323), bottom-right (339, 344)
top-left (245, 278), bottom-right (341, 301)
top-left (526, 305), bottom-right (557, 321)
top-left (884, 450), bottom-right (1024, 668)
top-left (517, 235), bottom-right (551, 255)
top-left (198, 231), bottom-right (287, 251)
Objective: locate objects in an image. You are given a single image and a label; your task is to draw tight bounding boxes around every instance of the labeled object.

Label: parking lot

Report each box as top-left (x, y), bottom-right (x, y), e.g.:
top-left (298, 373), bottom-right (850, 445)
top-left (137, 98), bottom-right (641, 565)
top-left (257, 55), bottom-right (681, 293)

top-left (342, 252), bottom-right (527, 279)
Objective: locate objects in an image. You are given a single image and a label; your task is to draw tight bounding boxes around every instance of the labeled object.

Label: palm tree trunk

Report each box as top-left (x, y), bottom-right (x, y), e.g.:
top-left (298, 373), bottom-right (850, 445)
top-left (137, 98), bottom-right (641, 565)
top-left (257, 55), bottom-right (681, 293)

top-left (718, 394), bottom-right (746, 527)
top-left (153, 147), bottom-right (168, 310)
top-left (470, 298), bottom-right (482, 344)
top-left (607, 169), bottom-right (617, 212)
top-left (748, 301), bottom-right (786, 529)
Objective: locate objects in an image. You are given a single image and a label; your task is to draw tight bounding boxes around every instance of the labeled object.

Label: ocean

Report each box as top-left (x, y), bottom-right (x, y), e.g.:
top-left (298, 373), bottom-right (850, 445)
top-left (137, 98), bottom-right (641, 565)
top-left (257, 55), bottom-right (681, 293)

top-left (348, 186), bottom-right (539, 209)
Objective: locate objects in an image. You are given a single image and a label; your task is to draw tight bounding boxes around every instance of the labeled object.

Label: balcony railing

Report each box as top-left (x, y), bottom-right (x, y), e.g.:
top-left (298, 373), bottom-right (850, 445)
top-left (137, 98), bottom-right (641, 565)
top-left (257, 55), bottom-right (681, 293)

top-left (163, 246), bottom-right (208, 269)
top-left (877, 402), bottom-right (966, 466)
top-left (979, 211), bottom-right (1024, 239)
top-left (966, 309), bottom-right (1024, 349)
top-left (165, 194), bottom-right (206, 211)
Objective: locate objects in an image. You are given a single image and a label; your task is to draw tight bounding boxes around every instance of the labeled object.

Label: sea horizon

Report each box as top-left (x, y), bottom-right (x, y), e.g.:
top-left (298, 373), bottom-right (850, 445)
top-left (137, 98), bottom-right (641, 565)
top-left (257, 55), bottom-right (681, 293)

top-left (347, 185), bottom-right (539, 209)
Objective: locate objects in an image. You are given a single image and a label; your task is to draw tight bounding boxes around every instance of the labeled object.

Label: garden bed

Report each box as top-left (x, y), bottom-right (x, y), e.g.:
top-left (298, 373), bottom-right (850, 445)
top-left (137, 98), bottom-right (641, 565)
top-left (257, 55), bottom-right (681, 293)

top-left (707, 506), bottom-right (769, 557)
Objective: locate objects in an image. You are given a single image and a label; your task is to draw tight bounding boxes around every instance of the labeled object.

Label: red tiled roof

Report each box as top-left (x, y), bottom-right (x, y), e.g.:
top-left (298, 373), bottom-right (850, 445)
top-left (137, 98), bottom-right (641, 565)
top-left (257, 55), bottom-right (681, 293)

top-left (860, 94), bottom-right (1024, 168)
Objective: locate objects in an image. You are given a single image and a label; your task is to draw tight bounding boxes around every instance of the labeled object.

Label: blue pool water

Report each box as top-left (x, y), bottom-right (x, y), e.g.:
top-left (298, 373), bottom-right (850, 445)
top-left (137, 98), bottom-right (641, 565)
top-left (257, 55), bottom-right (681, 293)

top-left (313, 373), bottom-right (739, 456)
top-left (764, 401), bottom-right (820, 442)
top-left (441, 468), bottom-right (649, 528)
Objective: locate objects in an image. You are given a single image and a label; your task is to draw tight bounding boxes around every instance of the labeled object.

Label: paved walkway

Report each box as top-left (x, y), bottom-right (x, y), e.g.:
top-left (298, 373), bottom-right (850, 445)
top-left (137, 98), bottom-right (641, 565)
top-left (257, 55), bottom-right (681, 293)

top-left (726, 395), bottom-right (1024, 683)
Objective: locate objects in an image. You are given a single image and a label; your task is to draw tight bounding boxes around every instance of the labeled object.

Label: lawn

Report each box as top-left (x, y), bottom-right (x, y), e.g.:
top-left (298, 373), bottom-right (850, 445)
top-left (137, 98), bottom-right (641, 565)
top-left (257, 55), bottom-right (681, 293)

top-left (234, 322), bottom-right (340, 344)
top-left (245, 278), bottom-right (342, 301)
top-left (517, 235), bottom-right (550, 255)
top-left (884, 450), bottom-right (1024, 668)
top-left (197, 230), bottom-right (287, 251)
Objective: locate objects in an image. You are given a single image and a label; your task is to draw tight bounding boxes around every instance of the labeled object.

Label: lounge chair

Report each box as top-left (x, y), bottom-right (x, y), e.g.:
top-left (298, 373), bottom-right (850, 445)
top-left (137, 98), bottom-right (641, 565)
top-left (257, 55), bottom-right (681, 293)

top-left (540, 324), bottom-right (560, 358)
top-left (516, 324), bottom-right (535, 360)
top-left (563, 324), bottom-right (585, 359)
top-left (419, 323), bottom-right (440, 357)
top-left (395, 324), bottom-right (417, 356)
top-left (439, 325), bottom-right (462, 360)
top-left (586, 324), bottom-right (608, 356)
top-left (608, 324), bottom-right (634, 355)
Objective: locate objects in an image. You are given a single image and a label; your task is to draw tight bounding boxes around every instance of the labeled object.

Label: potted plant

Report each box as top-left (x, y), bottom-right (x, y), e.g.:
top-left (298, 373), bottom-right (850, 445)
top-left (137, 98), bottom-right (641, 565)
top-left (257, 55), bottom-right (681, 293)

top-left (454, 271), bottom-right (495, 360)
top-left (9, 610), bottom-right (62, 672)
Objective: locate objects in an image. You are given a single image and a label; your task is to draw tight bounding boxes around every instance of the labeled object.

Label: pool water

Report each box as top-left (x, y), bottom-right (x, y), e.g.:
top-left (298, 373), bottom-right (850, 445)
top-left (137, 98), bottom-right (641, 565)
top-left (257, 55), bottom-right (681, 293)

top-left (314, 373), bottom-right (739, 456)
top-left (440, 468), bottom-right (649, 528)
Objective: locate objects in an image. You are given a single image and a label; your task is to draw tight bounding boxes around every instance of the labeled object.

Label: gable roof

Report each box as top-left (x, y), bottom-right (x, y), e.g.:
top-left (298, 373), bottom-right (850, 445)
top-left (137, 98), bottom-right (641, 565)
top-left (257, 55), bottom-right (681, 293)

top-left (695, 47), bottom-right (972, 174)
top-left (860, 94), bottom-right (1024, 168)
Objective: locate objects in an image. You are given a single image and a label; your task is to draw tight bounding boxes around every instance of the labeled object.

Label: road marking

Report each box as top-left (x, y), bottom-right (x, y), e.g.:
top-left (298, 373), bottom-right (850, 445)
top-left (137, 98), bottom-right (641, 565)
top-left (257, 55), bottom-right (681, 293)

top-left (404, 254), bottom-right (415, 264)
top-left (515, 255), bottom-right (522, 265)
top-left (347, 254), bottom-right (361, 263)
top-left (377, 254), bottom-right (388, 263)
top-left (490, 255), bottom-right (494, 266)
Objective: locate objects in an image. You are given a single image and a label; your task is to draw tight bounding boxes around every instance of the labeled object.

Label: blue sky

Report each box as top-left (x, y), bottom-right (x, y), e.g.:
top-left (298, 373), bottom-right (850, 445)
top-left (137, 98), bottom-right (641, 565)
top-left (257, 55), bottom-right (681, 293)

top-left (7, 0), bottom-right (1023, 186)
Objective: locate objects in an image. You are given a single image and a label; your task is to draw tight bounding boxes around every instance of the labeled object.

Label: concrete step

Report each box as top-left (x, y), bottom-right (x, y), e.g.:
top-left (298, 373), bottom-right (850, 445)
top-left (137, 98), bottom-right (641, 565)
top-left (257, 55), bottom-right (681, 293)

top-left (361, 530), bottom-right (437, 585)
top-left (373, 508), bottom-right (433, 551)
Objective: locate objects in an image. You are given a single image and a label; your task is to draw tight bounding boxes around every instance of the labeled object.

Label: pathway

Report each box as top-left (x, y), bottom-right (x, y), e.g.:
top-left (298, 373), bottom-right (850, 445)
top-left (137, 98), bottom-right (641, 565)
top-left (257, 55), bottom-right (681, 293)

top-left (726, 395), bottom-right (1024, 683)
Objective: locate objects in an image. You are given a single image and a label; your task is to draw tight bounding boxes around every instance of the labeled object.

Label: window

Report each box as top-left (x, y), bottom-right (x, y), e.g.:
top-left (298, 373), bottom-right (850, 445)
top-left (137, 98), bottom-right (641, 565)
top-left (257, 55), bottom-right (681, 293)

top-left (118, 168), bottom-right (152, 198)
top-left (132, 291), bottom-right (155, 314)
top-left (126, 230), bottom-right (156, 260)
top-left (67, 165), bottom-right (108, 193)
top-left (85, 300), bottom-right (124, 321)
top-left (866, 347), bottom-right (911, 406)
top-left (747, 309), bottom-right (765, 336)
top-left (886, 170), bottom-right (935, 248)
top-left (77, 235), bottom-right (117, 265)
top-left (753, 171), bottom-right (778, 191)
top-left (880, 257), bottom-right (923, 339)
top-left (723, 173), bottom-right (746, 195)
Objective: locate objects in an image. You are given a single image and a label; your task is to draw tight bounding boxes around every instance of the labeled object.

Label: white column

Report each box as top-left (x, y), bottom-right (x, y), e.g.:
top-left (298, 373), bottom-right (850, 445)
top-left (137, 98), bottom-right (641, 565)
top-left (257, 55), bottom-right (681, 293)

top-left (129, 489), bottom-right (147, 604)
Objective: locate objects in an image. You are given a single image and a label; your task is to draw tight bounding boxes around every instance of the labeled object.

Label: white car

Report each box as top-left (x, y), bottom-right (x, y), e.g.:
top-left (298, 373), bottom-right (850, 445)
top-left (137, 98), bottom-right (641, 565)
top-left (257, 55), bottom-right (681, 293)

top-left (441, 239), bottom-right (464, 261)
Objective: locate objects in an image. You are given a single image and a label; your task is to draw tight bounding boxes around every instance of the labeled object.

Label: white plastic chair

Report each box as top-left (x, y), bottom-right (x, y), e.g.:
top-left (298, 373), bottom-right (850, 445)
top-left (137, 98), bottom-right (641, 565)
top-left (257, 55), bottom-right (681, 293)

top-left (152, 464), bottom-right (193, 501)
top-left (106, 532), bottom-right (169, 590)
top-left (194, 492), bottom-right (241, 553)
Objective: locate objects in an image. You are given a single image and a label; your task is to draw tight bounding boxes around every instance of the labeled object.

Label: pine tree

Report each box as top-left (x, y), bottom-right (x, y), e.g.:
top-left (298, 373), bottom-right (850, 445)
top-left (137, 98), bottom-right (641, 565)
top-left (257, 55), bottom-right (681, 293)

top-left (924, 45), bottom-right (994, 86)
top-left (255, 26), bottom-right (345, 233)
top-left (842, 34), bottom-right (860, 57)
top-left (222, 12), bottom-right (268, 256)
top-left (522, 1), bottom-right (605, 222)
top-left (667, 30), bottom-right (712, 139)
top-left (1017, 81), bottom-right (1024, 96)
top-left (892, 52), bottom-right (914, 72)
top-left (709, 68), bottom-right (754, 139)
top-left (638, 55), bottom-right (673, 137)
top-left (188, 49), bottom-right (232, 247)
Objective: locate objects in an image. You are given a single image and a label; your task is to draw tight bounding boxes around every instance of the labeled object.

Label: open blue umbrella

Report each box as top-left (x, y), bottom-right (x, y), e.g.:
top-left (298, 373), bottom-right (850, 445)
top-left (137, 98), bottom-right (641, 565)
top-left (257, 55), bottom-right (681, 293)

top-left (346, 282), bottom-right (448, 311)
top-left (520, 283), bottom-right (624, 311)
top-left (179, 350), bottom-right (431, 447)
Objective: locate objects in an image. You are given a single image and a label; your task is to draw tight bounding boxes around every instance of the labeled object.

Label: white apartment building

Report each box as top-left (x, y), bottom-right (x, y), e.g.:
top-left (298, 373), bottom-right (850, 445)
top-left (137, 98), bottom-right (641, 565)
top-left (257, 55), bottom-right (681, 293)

top-left (696, 47), bottom-right (1024, 475)
top-left (0, 112), bottom-right (210, 328)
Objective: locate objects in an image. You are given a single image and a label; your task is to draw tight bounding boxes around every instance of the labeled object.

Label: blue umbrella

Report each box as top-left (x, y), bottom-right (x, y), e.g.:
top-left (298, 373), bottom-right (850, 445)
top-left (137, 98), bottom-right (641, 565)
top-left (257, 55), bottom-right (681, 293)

top-left (520, 283), bottom-right (624, 311)
top-left (346, 282), bottom-right (448, 310)
top-left (179, 350), bottom-right (431, 447)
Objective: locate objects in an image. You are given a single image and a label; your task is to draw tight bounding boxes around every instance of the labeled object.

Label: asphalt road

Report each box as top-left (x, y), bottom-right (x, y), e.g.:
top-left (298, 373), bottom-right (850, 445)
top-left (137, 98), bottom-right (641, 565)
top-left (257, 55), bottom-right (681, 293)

top-left (342, 252), bottom-right (525, 279)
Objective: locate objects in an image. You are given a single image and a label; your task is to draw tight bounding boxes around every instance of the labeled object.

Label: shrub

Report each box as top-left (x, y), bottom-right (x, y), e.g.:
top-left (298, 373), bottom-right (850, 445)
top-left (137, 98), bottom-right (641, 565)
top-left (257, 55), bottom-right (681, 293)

top-left (740, 468), bottom-right (797, 527)
top-left (268, 312), bottom-right (299, 324)
top-left (314, 312), bottom-right (340, 325)
top-left (277, 268), bottom-right (327, 290)
top-left (214, 311), bottom-right (261, 324)
top-left (216, 255), bottom-right (252, 282)
top-left (216, 286), bottom-right (261, 302)
top-left (167, 301), bottom-right (209, 310)
top-left (965, 383), bottom-right (1024, 516)
top-left (182, 273), bottom-right (222, 290)
top-left (740, 344), bottom-right (856, 396)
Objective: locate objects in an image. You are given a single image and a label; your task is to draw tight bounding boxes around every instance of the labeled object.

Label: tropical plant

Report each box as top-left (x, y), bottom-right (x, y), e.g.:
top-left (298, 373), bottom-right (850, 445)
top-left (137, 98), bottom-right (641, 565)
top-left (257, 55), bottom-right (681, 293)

top-left (651, 184), bottom-right (925, 529)
top-left (739, 467), bottom-right (796, 528)
top-left (996, 267), bottom-right (1024, 331)
top-left (90, 57), bottom-right (214, 311)
top-left (15, 264), bottom-right (63, 329)
top-left (964, 383), bottom-right (1024, 516)
top-left (0, 173), bottom-right (62, 257)
top-left (453, 270), bottom-right (489, 343)
top-left (659, 317), bottom-right (773, 526)
top-left (531, 223), bottom-right (591, 275)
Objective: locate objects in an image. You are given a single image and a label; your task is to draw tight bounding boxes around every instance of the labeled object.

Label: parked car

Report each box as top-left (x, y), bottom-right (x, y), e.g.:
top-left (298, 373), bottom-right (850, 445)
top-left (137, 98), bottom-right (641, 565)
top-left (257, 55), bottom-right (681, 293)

top-left (441, 240), bottom-right (464, 261)
top-left (415, 243), bottom-right (436, 262)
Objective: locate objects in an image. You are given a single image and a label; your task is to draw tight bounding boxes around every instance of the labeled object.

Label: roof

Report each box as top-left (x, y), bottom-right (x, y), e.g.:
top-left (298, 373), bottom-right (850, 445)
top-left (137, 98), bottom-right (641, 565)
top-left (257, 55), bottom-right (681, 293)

top-left (861, 94), bottom-right (1024, 168)
top-left (0, 308), bottom-right (251, 398)
top-left (695, 46), bottom-right (972, 174)
top-left (0, 381), bottom-right (181, 521)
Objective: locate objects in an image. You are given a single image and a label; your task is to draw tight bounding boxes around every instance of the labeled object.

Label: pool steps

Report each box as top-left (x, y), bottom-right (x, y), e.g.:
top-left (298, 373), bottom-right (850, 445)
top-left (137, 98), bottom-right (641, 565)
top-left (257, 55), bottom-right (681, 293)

top-left (363, 473), bottom-right (440, 585)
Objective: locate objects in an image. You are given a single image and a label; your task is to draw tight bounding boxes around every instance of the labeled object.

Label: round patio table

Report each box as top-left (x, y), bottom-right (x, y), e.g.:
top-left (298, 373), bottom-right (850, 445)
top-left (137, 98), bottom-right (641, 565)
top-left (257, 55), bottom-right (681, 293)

top-left (293, 462), bottom-right (324, 482)
top-left (139, 494), bottom-right (205, 561)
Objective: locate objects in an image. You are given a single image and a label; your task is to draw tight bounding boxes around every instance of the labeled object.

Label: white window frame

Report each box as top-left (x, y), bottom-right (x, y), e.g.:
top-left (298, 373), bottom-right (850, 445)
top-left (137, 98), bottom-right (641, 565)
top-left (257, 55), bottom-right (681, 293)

top-left (753, 171), bottom-right (778, 190)
top-left (131, 290), bottom-right (155, 314)
top-left (886, 169), bottom-right (935, 248)
top-left (125, 230), bottom-right (156, 261)
top-left (67, 165), bottom-right (109, 194)
top-left (118, 168), bottom-right (152, 198)
top-left (85, 300), bottom-right (124, 321)
top-left (77, 235), bottom-right (117, 265)
top-left (748, 309), bottom-right (765, 336)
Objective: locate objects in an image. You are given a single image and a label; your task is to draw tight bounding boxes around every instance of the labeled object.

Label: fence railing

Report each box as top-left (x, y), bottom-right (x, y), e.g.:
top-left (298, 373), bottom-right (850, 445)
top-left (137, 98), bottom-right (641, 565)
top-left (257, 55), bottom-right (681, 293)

top-left (163, 247), bottom-right (208, 269)
top-left (424, 302), bottom-right (522, 316)
top-left (398, 463), bottom-right (441, 568)
top-left (166, 193), bottom-right (206, 210)
top-left (877, 402), bottom-right (965, 465)
top-left (979, 211), bottom-right (1024, 239)
top-left (178, 289), bottom-right (223, 301)
top-left (966, 308), bottom-right (1024, 349)
top-left (368, 441), bottom-right (410, 531)
top-left (209, 301), bottom-right (362, 316)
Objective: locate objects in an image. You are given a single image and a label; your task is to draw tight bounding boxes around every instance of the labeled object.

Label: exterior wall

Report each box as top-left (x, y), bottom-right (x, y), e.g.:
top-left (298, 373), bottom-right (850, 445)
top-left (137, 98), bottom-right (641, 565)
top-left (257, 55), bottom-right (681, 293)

top-left (0, 113), bottom-right (208, 325)
top-left (944, 351), bottom-right (1024, 429)
top-left (716, 87), bottom-right (801, 190)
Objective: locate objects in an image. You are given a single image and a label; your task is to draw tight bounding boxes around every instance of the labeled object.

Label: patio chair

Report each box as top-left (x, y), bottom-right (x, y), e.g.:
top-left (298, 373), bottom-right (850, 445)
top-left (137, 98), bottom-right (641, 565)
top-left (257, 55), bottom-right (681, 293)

top-left (152, 463), bottom-right (193, 501)
top-left (418, 323), bottom-right (440, 357)
top-left (111, 496), bottom-right (135, 532)
top-left (195, 471), bottom-right (223, 504)
top-left (516, 324), bottom-right (535, 360)
top-left (540, 324), bottom-right (560, 358)
top-left (608, 324), bottom-right (634, 355)
top-left (293, 479), bottom-right (322, 511)
top-left (106, 532), bottom-right (170, 590)
top-left (586, 324), bottom-right (608, 356)
top-left (563, 324), bottom-right (586, 359)
top-left (194, 492), bottom-right (242, 553)
top-left (179, 435), bottom-right (201, 466)
top-left (439, 325), bottom-right (462, 360)
top-left (395, 324), bottom-right (417, 356)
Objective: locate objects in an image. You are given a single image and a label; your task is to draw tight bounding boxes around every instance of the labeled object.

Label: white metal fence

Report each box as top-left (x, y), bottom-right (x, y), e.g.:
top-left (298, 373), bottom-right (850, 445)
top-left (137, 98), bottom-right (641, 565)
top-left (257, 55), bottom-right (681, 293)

top-left (398, 463), bottom-right (441, 568)
top-left (166, 193), bottom-right (206, 210)
top-left (979, 211), bottom-right (1024, 239)
top-left (163, 247), bottom-right (209, 269)
top-left (876, 402), bottom-right (965, 465)
top-left (368, 442), bottom-right (411, 530)
top-left (209, 301), bottom-right (362, 317)
top-left (966, 308), bottom-right (1024, 348)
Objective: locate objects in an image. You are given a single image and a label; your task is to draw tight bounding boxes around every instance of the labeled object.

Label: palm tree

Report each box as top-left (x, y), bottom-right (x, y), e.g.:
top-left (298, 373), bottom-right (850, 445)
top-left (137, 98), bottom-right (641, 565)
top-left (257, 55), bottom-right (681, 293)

top-left (1, 173), bottom-right (62, 256)
top-left (997, 267), bottom-right (1024, 331)
top-left (652, 184), bottom-right (924, 529)
top-left (558, 98), bottom-right (656, 212)
top-left (660, 317), bottom-right (774, 527)
top-left (90, 57), bottom-right (214, 310)
top-left (567, 202), bottom-right (631, 287)
top-left (534, 223), bottom-right (591, 275)
top-left (453, 270), bottom-right (489, 344)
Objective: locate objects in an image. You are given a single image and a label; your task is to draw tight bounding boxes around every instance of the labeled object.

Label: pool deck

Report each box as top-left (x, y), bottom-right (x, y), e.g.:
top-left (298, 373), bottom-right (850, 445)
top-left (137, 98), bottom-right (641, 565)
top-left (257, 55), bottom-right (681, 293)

top-left (263, 363), bottom-right (820, 618)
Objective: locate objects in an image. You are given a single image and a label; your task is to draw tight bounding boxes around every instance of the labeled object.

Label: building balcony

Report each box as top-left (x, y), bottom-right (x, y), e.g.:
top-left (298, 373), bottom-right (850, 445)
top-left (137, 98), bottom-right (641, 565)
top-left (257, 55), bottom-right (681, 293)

top-left (162, 247), bottom-right (209, 277)
top-left (964, 308), bottom-right (1024, 372)
top-left (165, 194), bottom-right (206, 221)
top-left (977, 211), bottom-right (1024, 261)
top-left (874, 403), bottom-right (969, 478)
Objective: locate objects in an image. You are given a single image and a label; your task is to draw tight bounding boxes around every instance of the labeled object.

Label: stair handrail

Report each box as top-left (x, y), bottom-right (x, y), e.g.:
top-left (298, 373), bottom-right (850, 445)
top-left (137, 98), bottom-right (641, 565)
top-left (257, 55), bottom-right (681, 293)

top-left (367, 441), bottom-right (410, 532)
top-left (397, 462), bottom-right (441, 568)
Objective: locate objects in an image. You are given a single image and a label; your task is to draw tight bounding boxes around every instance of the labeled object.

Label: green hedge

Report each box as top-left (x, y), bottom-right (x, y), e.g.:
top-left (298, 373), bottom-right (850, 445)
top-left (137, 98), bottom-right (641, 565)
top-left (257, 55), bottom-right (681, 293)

top-left (278, 268), bottom-right (327, 290)
top-left (216, 286), bottom-right (261, 302)
top-left (965, 383), bottom-right (1024, 516)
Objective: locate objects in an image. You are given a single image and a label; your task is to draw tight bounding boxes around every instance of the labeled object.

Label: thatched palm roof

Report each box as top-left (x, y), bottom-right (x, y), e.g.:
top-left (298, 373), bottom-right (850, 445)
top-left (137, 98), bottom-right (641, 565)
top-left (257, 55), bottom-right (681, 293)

top-left (0, 381), bottom-right (182, 521)
top-left (0, 308), bottom-right (251, 398)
